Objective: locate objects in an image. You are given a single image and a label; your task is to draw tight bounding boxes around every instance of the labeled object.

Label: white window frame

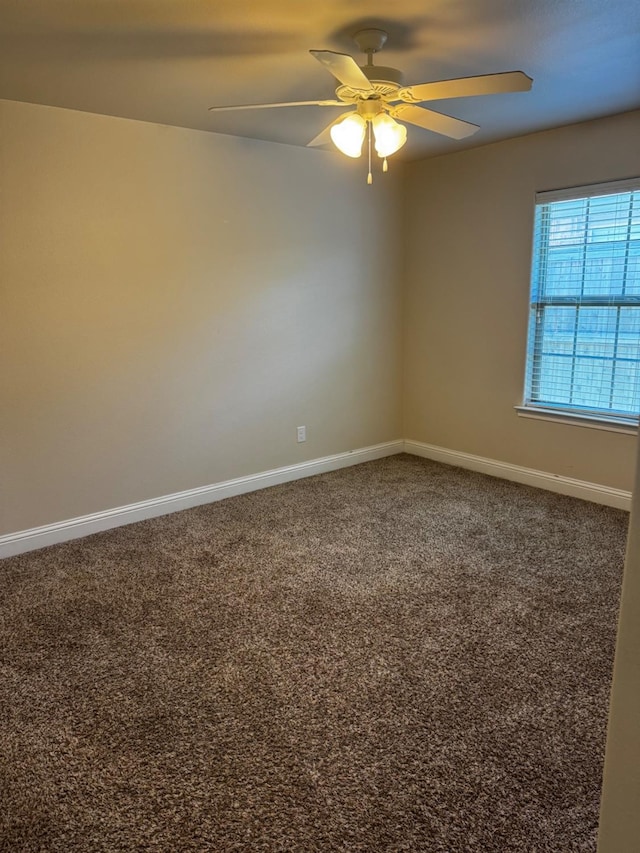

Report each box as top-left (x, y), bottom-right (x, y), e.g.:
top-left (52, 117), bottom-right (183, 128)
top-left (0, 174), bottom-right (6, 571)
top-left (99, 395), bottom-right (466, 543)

top-left (518, 177), bottom-right (640, 433)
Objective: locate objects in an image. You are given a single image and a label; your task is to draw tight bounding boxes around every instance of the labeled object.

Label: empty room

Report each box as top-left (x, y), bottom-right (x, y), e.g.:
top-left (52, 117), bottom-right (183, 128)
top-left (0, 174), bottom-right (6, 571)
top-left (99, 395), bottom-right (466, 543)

top-left (1, 1), bottom-right (639, 850)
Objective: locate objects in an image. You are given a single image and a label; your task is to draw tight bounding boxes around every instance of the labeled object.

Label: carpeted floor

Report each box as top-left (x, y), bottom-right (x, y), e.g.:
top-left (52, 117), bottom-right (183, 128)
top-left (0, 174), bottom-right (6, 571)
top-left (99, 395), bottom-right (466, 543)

top-left (0, 454), bottom-right (628, 852)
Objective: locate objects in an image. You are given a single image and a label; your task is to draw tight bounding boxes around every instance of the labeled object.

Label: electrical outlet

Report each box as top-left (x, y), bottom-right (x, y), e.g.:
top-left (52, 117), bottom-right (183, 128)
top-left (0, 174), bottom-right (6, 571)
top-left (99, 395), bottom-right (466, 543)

top-left (297, 425), bottom-right (306, 443)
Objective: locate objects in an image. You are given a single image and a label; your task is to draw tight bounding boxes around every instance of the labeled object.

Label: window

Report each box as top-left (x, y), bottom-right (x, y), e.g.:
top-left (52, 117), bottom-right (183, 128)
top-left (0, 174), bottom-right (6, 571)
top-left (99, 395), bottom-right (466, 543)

top-left (522, 178), bottom-right (640, 428)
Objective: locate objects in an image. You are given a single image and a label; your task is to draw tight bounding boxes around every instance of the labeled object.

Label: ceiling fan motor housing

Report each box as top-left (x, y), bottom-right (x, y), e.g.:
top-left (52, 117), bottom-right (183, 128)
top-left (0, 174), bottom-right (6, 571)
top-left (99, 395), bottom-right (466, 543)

top-left (336, 65), bottom-right (405, 102)
top-left (361, 64), bottom-right (404, 90)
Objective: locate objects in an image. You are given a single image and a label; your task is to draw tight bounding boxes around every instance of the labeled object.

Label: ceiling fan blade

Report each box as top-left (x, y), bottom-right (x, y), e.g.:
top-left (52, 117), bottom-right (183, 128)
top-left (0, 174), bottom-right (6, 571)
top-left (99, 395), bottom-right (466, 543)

top-left (309, 50), bottom-right (374, 92)
top-left (307, 112), bottom-right (354, 147)
top-left (389, 104), bottom-right (480, 140)
top-left (208, 99), bottom-right (345, 112)
top-left (397, 71), bottom-right (533, 104)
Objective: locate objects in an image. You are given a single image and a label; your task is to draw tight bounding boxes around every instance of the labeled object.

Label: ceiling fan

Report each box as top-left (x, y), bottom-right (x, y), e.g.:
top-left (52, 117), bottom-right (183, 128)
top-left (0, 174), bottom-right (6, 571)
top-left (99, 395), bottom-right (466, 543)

top-left (208, 28), bottom-right (533, 182)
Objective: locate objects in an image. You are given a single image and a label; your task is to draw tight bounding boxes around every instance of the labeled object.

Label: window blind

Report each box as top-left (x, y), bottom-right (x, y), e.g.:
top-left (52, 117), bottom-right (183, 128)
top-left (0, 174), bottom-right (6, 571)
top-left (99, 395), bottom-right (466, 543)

top-left (524, 178), bottom-right (640, 424)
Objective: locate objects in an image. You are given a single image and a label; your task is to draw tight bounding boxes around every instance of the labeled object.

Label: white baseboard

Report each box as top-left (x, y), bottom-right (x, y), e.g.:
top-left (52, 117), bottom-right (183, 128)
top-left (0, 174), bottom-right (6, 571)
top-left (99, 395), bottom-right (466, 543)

top-left (0, 440), bottom-right (404, 559)
top-left (404, 439), bottom-right (632, 511)
top-left (1, 438), bottom-right (630, 559)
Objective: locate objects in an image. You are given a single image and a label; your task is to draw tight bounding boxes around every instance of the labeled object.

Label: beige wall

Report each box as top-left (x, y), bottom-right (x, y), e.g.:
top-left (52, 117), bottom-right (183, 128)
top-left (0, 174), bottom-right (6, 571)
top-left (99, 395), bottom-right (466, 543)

top-left (2, 101), bottom-right (639, 537)
top-left (403, 110), bottom-right (640, 492)
top-left (0, 99), bottom-right (403, 535)
top-left (598, 431), bottom-right (640, 850)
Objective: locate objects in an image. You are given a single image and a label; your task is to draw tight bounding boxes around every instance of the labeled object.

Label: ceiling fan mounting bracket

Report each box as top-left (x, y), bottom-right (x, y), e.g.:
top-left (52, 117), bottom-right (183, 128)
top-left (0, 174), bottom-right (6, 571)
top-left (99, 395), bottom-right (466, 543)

top-left (353, 28), bottom-right (388, 56)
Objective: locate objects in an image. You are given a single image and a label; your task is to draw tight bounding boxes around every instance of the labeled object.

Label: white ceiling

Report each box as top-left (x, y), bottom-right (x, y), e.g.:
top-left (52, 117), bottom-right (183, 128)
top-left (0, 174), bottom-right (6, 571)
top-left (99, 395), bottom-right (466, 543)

top-left (1, 0), bottom-right (639, 161)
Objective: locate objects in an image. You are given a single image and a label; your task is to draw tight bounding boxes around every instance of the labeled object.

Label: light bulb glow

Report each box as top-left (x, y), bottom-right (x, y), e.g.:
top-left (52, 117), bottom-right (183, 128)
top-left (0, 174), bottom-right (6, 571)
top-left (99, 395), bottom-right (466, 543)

top-left (330, 114), bottom-right (366, 158)
top-left (372, 113), bottom-right (407, 158)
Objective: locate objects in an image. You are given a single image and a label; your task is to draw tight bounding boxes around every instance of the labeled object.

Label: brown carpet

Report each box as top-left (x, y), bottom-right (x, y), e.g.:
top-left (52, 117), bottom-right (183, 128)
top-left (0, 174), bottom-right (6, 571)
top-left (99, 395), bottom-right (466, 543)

top-left (0, 454), bottom-right (628, 852)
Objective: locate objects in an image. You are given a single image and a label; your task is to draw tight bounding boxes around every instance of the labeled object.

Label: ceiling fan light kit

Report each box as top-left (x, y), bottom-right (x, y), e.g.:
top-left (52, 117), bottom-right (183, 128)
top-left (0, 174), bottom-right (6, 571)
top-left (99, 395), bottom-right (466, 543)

top-left (330, 113), bottom-right (366, 157)
top-left (208, 27), bottom-right (533, 183)
top-left (371, 113), bottom-right (407, 158)
top-left (330, 105), bottom-right (407, 159)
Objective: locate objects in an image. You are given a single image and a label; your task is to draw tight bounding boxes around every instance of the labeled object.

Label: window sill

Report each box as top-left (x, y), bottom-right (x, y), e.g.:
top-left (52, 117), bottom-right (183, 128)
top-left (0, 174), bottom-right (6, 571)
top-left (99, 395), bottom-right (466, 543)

top-left (515, 405), bottom-right (638, 435)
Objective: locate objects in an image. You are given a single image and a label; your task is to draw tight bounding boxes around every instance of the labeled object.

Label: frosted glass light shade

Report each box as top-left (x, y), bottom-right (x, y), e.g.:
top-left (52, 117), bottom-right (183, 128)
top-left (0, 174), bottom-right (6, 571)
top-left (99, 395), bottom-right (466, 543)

top-left (372, 113), bottom-right (407, 157)
top-left (330, 114), bottom-right (367, 158)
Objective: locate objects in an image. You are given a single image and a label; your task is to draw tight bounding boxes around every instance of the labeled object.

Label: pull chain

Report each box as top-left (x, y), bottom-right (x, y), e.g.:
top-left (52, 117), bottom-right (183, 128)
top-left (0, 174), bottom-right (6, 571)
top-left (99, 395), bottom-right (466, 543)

top-left (383, 157), bottom-right (388, 172)
top-left (367, 123), bottom-right (372, 185)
